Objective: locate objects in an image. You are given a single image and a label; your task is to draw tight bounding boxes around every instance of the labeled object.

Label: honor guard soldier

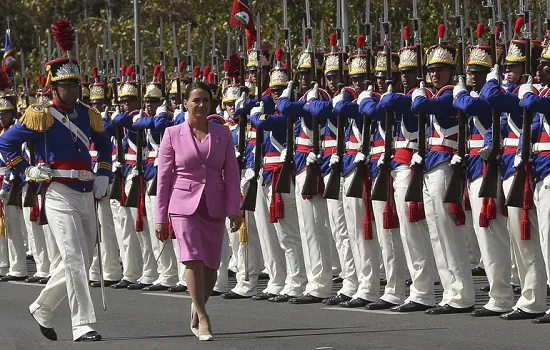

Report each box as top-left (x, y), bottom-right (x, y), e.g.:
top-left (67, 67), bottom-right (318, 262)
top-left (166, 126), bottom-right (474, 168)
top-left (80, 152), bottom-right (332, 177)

top-left (277, 39), bottom-right (334, 304)
top-left (87, 67), bottom-right (124, 288)
top-left (410, 24), bottom-right (475, 314)
top-left (453, 25), bottom-right (515, 317)
top-left (481, 17), bottom-right (548, 320)
top-left (0, 89), bottom-right (28, 283)
top-left (110, 66), bottom-right (158, 290)
top-left (247, 48), bottom-right (308, 302)
top-left (132, 66), bottom-right (180, 292)
top-left (0, 18), bottom-right (112, 342)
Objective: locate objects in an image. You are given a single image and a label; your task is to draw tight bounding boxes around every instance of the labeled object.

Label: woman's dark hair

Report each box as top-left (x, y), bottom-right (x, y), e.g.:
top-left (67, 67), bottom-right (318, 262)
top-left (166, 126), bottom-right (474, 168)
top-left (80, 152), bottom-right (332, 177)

top-left (184, 82), bottom-right (213, 101)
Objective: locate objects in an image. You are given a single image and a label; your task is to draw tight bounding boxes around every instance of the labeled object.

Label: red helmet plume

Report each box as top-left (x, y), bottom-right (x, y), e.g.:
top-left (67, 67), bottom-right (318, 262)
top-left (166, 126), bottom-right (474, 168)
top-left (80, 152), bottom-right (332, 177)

top-left (50, 18), bottom-right (75, 55)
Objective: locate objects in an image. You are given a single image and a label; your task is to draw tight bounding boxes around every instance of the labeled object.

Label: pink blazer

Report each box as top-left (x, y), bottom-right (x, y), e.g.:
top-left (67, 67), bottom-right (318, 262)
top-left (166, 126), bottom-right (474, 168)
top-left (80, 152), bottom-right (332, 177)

top-left (156, 120), bottom-right (240, 224)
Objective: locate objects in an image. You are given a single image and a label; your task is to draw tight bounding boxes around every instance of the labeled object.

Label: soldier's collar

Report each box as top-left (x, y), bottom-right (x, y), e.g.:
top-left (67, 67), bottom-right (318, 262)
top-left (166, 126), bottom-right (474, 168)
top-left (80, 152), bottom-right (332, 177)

top-left (50, 100), bottom-right (75, 114)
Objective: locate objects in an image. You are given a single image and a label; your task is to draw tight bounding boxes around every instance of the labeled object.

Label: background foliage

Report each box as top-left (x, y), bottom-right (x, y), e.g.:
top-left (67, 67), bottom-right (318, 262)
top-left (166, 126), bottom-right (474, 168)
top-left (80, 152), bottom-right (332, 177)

top-left (1, 0), bottom-right (548, 88)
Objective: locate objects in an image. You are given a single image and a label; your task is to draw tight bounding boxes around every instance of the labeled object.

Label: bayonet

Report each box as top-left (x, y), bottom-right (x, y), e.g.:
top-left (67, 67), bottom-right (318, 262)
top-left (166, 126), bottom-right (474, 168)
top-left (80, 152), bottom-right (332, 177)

top-left (275, 23), bottom-right (280, 49)
top-left (443, 5), bottom-right (448, 41)
top-left (301, 18), bottom-right (306, 48)
top-left (47, 29), bottom-right (51, 61)
top-left (226, 31), bottom-right (231, 60)
top-left (211, 28), bottom-right (217, 75)
top-left (187, 22), bottom-right (193, 74)
top-left (75, 33), bottom-right (80, 63)
top-left (200, 40), bottom-right (206, 72)
top-left (172, 19), bottom-right (181, 105)
top-left (320, 20), bottom-right (325, 51)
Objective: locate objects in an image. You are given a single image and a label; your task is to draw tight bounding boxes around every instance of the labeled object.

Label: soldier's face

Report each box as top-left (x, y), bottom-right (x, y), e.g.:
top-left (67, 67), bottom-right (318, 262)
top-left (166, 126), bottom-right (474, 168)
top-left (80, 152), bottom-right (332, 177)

top-left (468, 70), bottom-right (487, 91)
top-left (350, 76), bottom-right (363, 91)
top-left (225, 101), bottom-right (236, 118)
top-left (376, 77), bottom-right (386, 93)
top-left (54, 81), bottom-right (80, 107)
top-left (169, 96), bottom-right (177, 111)
top-left (505, 64), bottom-right (523, 84)
top-left (401, 70), bottom-right (417, 92)
top-left (146, 100), bottom-right (162, 116)
top-left (122, 99), bottom-right (139, 113)
top-left (0, 111), bottom-right (14, 129)
top-left (537, 62), bottom-right (550, 85)
top-left (326, 74), bottom-right (340, 94)
top-left (428, 67), bottom-right (454, 89)
top-left (247, 70), bottom-right (257, 83)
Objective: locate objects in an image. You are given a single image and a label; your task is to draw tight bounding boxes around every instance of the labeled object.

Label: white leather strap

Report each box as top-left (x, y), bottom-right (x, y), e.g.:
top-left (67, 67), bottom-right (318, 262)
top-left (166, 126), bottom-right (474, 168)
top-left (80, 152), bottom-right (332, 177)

top-left (346, 141), bottom-right (360, 150)
top-left (370, 145), bottom-right (384, 155)
top-left (532, 143), bottom-right (550, 153)
top-left (49, 107), bottom-right (90, 149)
top-left (467, 140), bottom-right (484, 149)
top-left (428, 137), bottom-right (458, 148)
top-left (51, 169), bottom-right (94, 181)
top-left (394, 140), bottom-right (418, 150)
top-left (503, 138), bottom-right (519, 147)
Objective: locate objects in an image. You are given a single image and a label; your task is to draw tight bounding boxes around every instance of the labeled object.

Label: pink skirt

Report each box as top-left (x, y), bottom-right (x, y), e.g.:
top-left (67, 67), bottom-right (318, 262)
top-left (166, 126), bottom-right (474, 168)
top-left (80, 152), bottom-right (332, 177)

top-left (170, 194), bottom-right (225, 270)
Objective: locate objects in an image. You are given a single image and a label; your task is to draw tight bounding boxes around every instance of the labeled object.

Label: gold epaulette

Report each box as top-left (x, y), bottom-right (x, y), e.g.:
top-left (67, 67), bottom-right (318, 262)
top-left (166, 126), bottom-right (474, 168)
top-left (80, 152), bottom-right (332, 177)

top-left (78, 101), bottom-right (105, 133)
top-left (19, 104), bottom-right (54, 132)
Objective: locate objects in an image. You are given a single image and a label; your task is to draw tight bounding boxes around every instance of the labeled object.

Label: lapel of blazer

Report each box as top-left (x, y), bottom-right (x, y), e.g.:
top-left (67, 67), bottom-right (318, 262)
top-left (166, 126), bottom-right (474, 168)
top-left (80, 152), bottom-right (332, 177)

top-left (206, 123), bottom-right (220, 164)
top-left (180, 121), bottom-right (201, 163)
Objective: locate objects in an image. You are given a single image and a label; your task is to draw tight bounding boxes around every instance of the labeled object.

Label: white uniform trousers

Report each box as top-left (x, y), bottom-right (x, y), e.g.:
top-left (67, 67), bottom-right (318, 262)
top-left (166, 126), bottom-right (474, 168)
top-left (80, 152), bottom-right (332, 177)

top-left (29, 182), bottom-right (97, 340)
top-left (253, 184), bottom-right (285, 296)
top-left (4, 204), bottom-right (27, 277)
top-left (423, 162), bottom-right (475, 308)
top-left (294, 170), bottom-right (333, 298)
top-left (468, 177), bottom-right (514, 312)
top-left (125, 176), bottom-right (158, 285)
top-left (370, 198), bottom-right (406, 304)
top-left (172, 237), bottom-right (186, 286)
top-left (324, 174), bottom-right (358, 297)
top-left (110, 196), bottom-right (142, 283)
top-left (510, 246), bottom-right (521, 285)
top-left (22, 184), bottom-right (49, 278)
top-left (341, 172), bottom-right (383, 302)
top-left (145, 181), bottom-right (178, 287)
top-left (464, 209), bottom-right (482, 269)
top-left (391, 165), bottom-right (436, 306)
top-left (228, 225), bottom-right (239, 273)
top-left (214, 229), bottom-right (230, 293)
top-left (89, 190), bottom-right (123, 282)
top-left (503, 175), bottom-right (547, 313)
top-left (43, 224), bottom-right (61, 276)
top-left (260, 181), bottom-right (307, 297)
top-left (535, 176), bottom-right (550, 287)
top-left (0, 235), bottom-right (7, 276)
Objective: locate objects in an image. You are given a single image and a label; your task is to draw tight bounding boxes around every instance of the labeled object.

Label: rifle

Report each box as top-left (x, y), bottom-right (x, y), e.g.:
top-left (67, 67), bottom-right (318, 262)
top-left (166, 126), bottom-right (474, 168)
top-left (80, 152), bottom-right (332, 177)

top-left (19, 49), bottom-right (37, 208)
top-left (147, 18), bottom-right (166, 197)
top-left (324, 0), bottom-right (346, 200)
top-left (443, 0), bottom-right (467, 204)
top-left (274, 0), bottom-right (295, 194)
top-left (371, 0), bottom-right (394, 202)
top-left (506, 2), bottom-right (532, 208)
top-left (405, 0), bottom-right (427, 202)
top-left (125, 0), bottom-right (144, 209)
top-left (172, 21), bottom-right (182, 106)
top-left (478, 0), bottom-right (502, 198)
top-left (346, 0), bottom-right (373, 198)
top-left (187, 22), bottom-right (193, 80)
top-left (241, 12), bottom-right (263, 211)
top-left (102, 29), bottom-right (108, 104)
top-left (301, 0), bottom-right (321, 197)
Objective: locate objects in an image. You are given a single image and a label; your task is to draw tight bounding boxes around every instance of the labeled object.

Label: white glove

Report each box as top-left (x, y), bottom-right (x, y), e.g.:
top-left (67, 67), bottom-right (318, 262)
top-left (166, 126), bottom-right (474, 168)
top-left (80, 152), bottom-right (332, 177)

top-left (111, 105), bottom-right (121, 121)
top-left (377, 152), bottom-right (386, 167)
top-left (240, 177), bottom-right (249, 195)
top-left (518, 75), bottom-right (534, 99)
top-left (382, 83), bottom-right (393, 97)
top-left (329, 154), bottom-right (340, 166)
top-left (132, 109), bottom-right (144, 123)
top-left (353, 151), bottom-right (368, 164)
top-left (306, 83), bottom-right (319, 101)
top-left (174, 104), bottom-right (183, 117)
top-left (478, 147), bottom-right (492, 161)
top-left (101, 106), bottom-right (109, 120)
top-left (216, 105), bottom-right (222, 115)
top-left (306, 151), bottom-right (320, 165)
top-left (0, 189), bottom-right (8, 201)
top-left (357, 85), bottom-right (373, 105)
top-left (25, 164), bottom-right (52, 182)
top-left (332, 90), bottom-right (345, 108)
top-left (235, 151), bottom-right (241, 160)
top-left (453, 76), bottom-right (467, 99)
top-left (281, 81), bottom-right (294, 100)
top-left (411, 81), bottom-right (426, 102)
top-left (93, 175), bottom-right (110, 199)
top-left (235, 92), bottom-right (247, 111)
top-left (279, 148), bottom-right (288, 162)
top-left (113, 161), bottom-right (123, 169)
top-left (155, 100), bottom-right (168, 116)
top-left (244, 168), bottom-right (255, 181)
top-left (513, 154), bottom-right (522, 168)
top-left (450, 154), bottom-right (463, 165)
top-left (486, 64), bottom-right (499, 83)
top-left (130, 168), bottom-right (140, 178)
top-left (250, 101), bottom-right (264, 117)
top-left (410, 152), bottom-right (423, 166)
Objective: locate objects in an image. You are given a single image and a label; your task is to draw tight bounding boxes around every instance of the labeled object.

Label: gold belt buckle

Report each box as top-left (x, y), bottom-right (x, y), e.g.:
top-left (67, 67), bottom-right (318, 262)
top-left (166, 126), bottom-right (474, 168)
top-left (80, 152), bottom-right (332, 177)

top-left (77, 170), bottom-right (89, 181)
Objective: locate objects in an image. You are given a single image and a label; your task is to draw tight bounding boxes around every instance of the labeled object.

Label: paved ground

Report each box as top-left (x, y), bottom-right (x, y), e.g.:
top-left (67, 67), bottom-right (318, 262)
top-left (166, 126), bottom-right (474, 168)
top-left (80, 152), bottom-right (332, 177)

top-left (1, 266), bottom-right (550, 350)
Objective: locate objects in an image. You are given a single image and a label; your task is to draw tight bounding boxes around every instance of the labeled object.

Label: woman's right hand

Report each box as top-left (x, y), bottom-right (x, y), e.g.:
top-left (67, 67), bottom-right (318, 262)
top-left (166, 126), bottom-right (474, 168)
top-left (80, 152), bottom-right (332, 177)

top-left (156, 223), bottom-right (169, 241)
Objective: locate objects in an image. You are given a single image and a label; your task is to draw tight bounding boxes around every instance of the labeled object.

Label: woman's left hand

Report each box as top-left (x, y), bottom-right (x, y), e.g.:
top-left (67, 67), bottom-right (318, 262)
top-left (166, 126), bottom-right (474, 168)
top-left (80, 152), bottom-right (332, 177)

top-left (228, 215), bottom-right (242, 232)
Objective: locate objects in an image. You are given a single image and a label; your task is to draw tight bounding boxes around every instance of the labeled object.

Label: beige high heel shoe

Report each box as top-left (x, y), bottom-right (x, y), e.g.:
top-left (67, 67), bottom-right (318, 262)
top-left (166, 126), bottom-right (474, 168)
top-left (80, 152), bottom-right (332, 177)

top-left (198, 318), bottom-right (213, 341)
top-left (190, 303), bottom-right (199, 337)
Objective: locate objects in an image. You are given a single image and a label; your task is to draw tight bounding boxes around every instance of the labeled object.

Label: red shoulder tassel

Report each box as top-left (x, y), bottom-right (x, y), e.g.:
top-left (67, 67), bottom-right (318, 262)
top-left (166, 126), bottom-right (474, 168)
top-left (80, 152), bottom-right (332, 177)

top-left (363, 177), bottom-right (374, 240)
top-left (479, 197), bottom-right (489, 228)
top-left (450, 202), bottom-right (466, 226)
top-left (487, 197), bottom-right (497, 220)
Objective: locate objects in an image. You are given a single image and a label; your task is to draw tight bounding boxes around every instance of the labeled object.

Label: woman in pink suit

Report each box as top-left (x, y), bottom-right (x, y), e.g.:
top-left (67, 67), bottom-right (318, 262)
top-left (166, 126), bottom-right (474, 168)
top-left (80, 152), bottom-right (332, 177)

top-left (156, 82), bottom-right (241, 341)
